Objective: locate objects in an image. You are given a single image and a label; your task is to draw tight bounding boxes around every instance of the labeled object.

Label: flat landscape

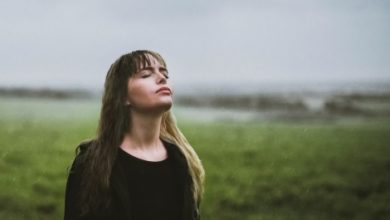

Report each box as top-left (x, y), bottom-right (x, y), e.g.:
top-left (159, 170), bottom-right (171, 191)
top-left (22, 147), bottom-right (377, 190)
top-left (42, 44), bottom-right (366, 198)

top-left (0, 95), bottom-right (390, 220)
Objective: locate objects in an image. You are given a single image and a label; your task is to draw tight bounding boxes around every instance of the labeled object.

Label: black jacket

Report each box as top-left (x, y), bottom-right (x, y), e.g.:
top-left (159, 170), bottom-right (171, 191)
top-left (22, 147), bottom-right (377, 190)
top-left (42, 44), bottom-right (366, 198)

top-left (64, 139), bottom-right (199, 220)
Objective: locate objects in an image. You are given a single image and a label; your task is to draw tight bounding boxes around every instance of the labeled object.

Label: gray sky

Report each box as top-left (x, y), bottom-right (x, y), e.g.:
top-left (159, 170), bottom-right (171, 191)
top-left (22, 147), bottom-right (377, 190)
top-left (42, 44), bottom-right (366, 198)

top-left (1, 0), bottom-right (389, 90)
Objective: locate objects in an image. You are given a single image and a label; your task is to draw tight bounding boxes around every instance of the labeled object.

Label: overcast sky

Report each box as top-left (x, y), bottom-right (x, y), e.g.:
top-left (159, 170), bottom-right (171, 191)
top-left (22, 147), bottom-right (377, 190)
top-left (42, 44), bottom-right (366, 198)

top-left (1, 0), bottom-right (389, 90)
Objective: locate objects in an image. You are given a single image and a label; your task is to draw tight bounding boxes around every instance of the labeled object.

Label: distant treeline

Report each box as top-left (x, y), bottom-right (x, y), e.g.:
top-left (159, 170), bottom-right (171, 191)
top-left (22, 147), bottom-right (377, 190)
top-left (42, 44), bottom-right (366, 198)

top-left (1, 86), bottom-right (390, 116)
top-left (175, 94), bottom-right (307, 111)
top-left (0, 87), bottom-right (92, 99)
top-left (175, 92), bottom-right (390, 116)
top-left (323, 93), bottom-right (390, 116)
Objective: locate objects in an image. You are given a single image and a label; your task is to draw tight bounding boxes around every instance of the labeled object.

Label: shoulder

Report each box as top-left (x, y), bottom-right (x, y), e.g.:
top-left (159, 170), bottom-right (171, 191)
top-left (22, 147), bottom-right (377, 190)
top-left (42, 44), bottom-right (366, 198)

top-left (70, 139), bottom-right (96, 172)
top-left (161, 139), bottom-right (185, 161)
top-left (161, 138), bottom-right (191, 175)
top-left (76, 138), bottom-right (96, 154)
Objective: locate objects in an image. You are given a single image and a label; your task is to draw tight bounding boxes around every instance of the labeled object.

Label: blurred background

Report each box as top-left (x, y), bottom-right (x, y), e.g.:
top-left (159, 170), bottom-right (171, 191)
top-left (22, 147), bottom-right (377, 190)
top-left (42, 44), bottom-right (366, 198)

top-left (1, 0), bottom-right (389, 219)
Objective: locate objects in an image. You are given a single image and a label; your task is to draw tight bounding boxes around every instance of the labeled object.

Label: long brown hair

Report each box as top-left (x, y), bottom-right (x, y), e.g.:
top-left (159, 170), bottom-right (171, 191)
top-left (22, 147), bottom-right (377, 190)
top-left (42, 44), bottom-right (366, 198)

top-left (78, 50), bottom-right (205, 215)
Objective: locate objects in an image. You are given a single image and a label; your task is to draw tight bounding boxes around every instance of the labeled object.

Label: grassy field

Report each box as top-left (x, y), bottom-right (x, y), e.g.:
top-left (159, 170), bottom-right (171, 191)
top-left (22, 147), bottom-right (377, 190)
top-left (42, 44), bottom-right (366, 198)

top-left (0, 97), bottom-right (390, 219)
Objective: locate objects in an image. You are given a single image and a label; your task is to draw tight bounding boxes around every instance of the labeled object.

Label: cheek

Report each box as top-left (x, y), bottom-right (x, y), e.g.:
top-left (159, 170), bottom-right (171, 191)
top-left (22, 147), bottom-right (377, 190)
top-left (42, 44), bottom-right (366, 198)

top-left (127, 81), bottom-right (153, 103)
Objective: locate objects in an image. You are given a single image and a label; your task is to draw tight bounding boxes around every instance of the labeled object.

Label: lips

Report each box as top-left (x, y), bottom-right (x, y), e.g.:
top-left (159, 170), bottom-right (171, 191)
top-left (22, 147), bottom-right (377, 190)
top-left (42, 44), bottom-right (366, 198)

top-left (156, 87), bottom-right (171, 94)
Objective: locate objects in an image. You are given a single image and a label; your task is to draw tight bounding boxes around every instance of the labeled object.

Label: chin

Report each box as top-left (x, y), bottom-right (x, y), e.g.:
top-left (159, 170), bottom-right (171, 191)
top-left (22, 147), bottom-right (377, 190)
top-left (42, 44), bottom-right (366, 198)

top-left (135, 100), bottom-right (173, 114)
top-left (147, 101), bottom-right (172, 113)
top-left (159, 101), bottom-right (173, 112)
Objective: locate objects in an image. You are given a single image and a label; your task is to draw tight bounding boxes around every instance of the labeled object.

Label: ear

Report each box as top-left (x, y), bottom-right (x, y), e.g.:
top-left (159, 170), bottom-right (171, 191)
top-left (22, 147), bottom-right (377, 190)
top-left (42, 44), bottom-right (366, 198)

top-left (123, 97), bottom-right (131, 106)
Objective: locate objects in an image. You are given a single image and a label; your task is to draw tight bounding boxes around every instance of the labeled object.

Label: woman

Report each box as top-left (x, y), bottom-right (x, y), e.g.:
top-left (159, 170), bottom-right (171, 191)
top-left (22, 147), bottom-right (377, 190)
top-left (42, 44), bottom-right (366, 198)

top-left (64, 50), bottom-right (205, 220)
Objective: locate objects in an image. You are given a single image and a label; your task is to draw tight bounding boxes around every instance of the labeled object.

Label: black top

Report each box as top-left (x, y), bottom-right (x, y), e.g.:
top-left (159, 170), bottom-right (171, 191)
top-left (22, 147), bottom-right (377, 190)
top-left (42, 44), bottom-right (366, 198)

top-left (64, 139), bottom-right (200, 220)
top-left (117, 147), bottom-right (182, 219)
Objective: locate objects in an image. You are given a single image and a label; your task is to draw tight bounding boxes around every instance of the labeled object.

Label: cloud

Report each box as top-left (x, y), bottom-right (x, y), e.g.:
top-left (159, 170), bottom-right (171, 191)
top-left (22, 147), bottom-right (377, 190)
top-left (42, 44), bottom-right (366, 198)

top-left (0, 0), bottom-right (389, 89)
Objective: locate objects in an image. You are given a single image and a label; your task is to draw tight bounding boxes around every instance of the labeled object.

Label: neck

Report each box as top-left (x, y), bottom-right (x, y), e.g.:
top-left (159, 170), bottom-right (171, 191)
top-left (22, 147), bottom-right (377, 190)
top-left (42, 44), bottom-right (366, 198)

top-left (122, 110), bottom-right (163, 150)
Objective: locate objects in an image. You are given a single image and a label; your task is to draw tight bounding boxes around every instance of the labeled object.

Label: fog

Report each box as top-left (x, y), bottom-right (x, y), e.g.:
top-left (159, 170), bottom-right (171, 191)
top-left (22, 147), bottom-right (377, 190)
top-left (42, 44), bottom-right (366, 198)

top-left (0, 0), bottom-right (389, 91)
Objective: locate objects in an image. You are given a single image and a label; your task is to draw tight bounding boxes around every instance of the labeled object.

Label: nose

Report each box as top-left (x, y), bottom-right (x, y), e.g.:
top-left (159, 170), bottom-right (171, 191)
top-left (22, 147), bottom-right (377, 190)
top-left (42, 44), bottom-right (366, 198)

top-left (156, 72), bottom-right (167, 84)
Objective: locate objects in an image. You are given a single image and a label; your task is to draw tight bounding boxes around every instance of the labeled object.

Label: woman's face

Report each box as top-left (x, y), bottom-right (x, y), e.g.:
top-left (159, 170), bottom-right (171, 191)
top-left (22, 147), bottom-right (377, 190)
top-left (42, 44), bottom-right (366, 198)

top-left (126, 54), bottom-right (173, 113)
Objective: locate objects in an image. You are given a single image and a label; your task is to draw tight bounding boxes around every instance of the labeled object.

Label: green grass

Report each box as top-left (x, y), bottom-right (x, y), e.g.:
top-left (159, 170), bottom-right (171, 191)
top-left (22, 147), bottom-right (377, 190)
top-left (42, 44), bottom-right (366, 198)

top-left (0, 98), bottom-right (390, 219)
top-left (188, 121), bottom-right (390, 220)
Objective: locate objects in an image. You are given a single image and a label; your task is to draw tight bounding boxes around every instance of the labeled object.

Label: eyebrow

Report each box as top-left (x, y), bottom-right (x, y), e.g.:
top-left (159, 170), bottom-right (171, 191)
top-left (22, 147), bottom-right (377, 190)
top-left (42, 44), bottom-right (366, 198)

top-left (139, 66), bottom-right (168, 73)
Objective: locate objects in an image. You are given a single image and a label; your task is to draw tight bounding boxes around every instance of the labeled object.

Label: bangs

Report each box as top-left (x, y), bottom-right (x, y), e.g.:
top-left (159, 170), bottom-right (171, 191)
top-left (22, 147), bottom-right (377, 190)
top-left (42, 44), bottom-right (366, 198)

top-left (113, 50), bottom-right (167, 79)
top-left (131, 51), bottom-right (167, 73)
